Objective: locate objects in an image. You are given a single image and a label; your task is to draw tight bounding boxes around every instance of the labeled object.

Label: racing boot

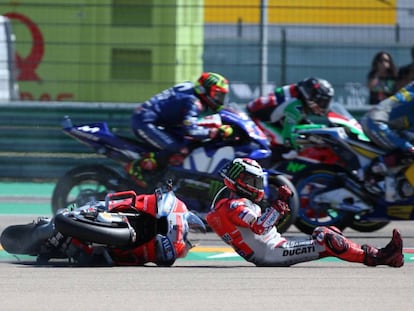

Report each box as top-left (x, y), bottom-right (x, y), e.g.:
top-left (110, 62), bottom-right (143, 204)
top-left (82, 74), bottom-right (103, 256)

top-left (140, 152), bottom-right (158, 170)
top-left (365, 152), bottom-right (400, 181)
top-left (168, 153), bottom-right (185, 166)
top-left (126, 153), bottom-right (158, 188)
top-left (362, 229), bottom-right (404, 268)
top-left (168, 147), bottom-right (189, 166)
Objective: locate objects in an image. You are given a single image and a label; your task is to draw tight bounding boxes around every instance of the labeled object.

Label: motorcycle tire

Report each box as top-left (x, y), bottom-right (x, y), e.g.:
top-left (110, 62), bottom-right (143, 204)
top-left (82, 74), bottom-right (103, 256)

top-left (349, 219), bottom-right (390, 232)
top-left (51, 164), bottom-right (133, 215)
top-left (267, 174), bottom-right (299, 234)
top-left (54, 213), bottom-right (132, 247)
top-left (292, 164), bottom-right (354, 235)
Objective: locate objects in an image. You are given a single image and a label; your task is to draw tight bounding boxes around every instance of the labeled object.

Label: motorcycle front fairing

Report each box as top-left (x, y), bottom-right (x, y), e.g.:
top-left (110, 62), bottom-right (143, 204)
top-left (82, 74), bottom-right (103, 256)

top-left (156, 189), bottom-right (206, 233)
top-left (183, 106), bottom-right (272, 174)
top-left (155, 189), bottom-right (206, 261)
top-left (327, 103), bottom-right (369, 142)
top-left (218, 106), bottom-right (272, 166)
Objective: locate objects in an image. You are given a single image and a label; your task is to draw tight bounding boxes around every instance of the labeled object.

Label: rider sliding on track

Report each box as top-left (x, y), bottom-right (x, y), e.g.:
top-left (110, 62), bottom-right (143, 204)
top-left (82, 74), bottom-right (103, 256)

top-left (206, 157), bottom-right (404, 267)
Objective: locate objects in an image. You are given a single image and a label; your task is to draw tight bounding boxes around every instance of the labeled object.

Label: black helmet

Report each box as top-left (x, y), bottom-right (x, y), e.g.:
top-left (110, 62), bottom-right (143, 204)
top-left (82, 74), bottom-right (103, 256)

top-left (297, 77), bottom-right (334, 115)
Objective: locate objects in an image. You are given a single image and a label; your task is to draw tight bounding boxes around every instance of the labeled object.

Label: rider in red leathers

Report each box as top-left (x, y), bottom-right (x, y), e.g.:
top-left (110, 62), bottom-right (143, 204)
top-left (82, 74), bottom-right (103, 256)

top-left (206, 157), bottom-right (404, 267)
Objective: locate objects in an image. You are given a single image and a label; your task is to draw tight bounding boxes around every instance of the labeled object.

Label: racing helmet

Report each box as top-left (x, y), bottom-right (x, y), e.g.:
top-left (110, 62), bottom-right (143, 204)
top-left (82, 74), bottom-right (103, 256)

top-left (221, 158), bottom-right (265, 203)
top-left (194, 72), bottom-right (229, 111)
top-left (297, 77), bottom-right (334, 115)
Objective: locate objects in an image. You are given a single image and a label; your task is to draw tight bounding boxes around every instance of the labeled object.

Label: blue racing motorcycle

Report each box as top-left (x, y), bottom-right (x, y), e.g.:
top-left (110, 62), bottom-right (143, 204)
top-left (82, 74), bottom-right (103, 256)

top-left (51, 104), bottom-right (299, 233)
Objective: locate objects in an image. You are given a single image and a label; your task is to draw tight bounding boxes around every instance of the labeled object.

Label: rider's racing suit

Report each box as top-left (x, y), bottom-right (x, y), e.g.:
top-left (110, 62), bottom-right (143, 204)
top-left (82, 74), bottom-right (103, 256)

top-left (246, 84), bottom-right (309, 148)
top-left (361, 81), bottom-right (414, 153)
top-left (205, 188), bottom-right (398, 267)
top-left (131, 81), bottom-right (213, 155)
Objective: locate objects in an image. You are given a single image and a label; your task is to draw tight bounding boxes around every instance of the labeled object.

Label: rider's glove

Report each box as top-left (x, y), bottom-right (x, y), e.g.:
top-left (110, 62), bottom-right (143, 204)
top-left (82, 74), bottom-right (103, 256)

top-left (209, 125), bottom-right (233, 139)
top-left (271, 185), bottom-right (293, 217)
top-left (271, 200), bottom-right (290, 216)
top-left (218, 125), bottom-right (233, 138)
top-left (277, 185), bottom-right (293, 202)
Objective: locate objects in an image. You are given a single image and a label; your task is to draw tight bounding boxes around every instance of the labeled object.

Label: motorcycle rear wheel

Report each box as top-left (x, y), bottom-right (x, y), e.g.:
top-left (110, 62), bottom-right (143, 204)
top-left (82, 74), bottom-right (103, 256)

top-left (292, 165), bottom-right (354, 235)
top-left (349, 219), bottom-right (390, 232)
top-left (51, 164), bottom-right (133, 215)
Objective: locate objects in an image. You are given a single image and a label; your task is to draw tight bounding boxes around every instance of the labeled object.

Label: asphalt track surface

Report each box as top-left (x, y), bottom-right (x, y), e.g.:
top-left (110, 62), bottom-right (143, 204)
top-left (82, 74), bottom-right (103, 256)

top-left (0, 183), bottom-right (413, 310)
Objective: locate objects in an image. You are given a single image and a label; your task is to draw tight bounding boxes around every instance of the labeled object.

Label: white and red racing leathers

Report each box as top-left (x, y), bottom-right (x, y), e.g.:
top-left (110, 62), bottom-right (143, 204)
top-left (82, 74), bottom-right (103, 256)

top-left (206, 189), bottom-right (371, 267)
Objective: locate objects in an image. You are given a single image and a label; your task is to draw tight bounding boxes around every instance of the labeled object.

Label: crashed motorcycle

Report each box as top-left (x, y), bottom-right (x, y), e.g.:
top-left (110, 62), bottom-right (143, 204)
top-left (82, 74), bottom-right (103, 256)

top-left (51, 104), bottom-right (299, 233)
top-left (1, 182), bottom-right (206, 265)
top-left (289, 123), bottom-right (414, 234)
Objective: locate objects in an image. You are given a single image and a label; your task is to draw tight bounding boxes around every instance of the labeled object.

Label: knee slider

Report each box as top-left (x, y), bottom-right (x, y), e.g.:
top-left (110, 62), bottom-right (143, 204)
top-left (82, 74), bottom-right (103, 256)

top-left (312, 226), bottom-right (348, 255)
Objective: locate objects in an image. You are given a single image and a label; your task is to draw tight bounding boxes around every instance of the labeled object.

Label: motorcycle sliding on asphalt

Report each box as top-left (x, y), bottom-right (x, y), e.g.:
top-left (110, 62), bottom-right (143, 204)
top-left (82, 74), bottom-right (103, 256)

top-left (52, 104), bottom-right (299, 233)
top-left (250, 102), bottom-right (389, 233)
top-left (288, 124), bottom-right (414, 234)
top-left (1, 181), bottom-right (206, 265)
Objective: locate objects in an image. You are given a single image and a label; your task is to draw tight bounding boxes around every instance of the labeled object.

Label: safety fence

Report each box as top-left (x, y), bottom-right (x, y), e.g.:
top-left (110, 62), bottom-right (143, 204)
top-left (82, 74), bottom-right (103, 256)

top-left (0, 101), bottom-right (134, 180)
top-left (1, 1), bottom-right (410, 179)
top-left (1, 1), bottom-right (413, 106)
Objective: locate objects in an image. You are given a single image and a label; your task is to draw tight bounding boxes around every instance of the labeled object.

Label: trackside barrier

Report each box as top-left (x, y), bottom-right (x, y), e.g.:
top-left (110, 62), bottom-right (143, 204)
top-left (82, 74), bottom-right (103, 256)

top-left (0, 101), bottom-right (134, 180)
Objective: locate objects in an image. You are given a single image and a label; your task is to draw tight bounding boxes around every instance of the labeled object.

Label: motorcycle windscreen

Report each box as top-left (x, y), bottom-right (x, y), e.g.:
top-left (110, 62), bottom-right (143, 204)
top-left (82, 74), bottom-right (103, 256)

top-left (185, 211), bottom-right (206, 233)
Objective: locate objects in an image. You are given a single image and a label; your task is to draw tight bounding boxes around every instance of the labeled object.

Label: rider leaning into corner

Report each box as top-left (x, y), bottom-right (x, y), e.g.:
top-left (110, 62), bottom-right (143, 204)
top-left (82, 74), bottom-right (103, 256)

top-left (246, 77), bottom-right (334, 161)
top-left (206, 157), bottom-right (404, 267)
top-left (128, 72), bottom-right (232, 187)
top-left (360, 80), bottom-right (414, 176)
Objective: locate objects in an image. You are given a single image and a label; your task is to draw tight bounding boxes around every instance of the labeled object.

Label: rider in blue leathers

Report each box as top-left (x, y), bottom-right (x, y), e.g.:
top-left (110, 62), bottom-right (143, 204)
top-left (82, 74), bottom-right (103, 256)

top-left (128, 72), bottom-right (229, 186)
top-left (361, 80), bottom-right (414, 173)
